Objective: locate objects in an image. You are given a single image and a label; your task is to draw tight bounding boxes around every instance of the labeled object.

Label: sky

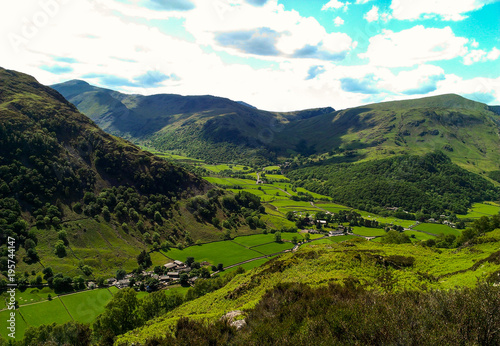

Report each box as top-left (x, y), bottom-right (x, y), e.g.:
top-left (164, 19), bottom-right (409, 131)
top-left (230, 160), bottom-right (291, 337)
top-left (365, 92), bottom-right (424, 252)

top-left (0, 0), bottom-right (499, 111)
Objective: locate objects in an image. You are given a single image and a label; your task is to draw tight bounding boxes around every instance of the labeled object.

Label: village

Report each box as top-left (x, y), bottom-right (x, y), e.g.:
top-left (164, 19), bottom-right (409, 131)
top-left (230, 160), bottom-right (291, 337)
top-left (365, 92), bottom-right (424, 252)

top-left (104, 259), bottom-right (201, 291)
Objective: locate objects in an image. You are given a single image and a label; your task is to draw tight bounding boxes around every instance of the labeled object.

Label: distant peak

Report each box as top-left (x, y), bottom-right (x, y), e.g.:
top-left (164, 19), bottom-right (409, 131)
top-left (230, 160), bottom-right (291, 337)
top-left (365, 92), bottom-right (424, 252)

top-left (61, 79), bottom-right (90, 86)
top-left (236, 101), bottom-right (257, 109)
top-left (365, 93), bottom-right (489, 111)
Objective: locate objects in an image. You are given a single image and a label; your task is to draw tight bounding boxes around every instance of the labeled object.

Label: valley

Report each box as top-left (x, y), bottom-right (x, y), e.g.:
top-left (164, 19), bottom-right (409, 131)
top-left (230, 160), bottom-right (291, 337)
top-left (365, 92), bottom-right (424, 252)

top-left (4, 150), bottom-right (499, 340)
top-left (0, 67), bottom-right (499, 345)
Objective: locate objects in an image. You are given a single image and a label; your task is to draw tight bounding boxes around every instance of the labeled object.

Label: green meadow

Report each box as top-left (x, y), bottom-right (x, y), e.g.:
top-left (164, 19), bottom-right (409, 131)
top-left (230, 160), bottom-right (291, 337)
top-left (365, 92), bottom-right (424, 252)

top-left (351, 227), bottom-right (388, 237)
top-left (162, 241), bottom-right (263, 267)
top-left (0, 288), bottom-right (117, 340)
top-left (59, 289), bottom-right (113, 324)
top-left (413, 223), bottom-right (461, 237)
top-left (458, 202), bottom-right (500, 219)
top-left (251, 242), bottom-right (295, 255)
top-left (202, 164), bottom-right (252, 173)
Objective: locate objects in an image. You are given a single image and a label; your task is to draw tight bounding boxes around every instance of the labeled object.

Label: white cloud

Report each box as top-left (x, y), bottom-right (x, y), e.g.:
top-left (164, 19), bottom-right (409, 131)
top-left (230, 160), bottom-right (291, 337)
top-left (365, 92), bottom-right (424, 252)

top-left (0, 0), bottom-right (498, 112)
top-left (334, 16), bottom-right (345, 26)
top-left (364, 5), bottom-right (379, 22)
top-left (359, 26), bottom-right (468, 67)
top-left (355, 0), bottom-right (373, 4)
top-left (183, 1), bottom-right (354, 60)
top-left (321, 0), bottom-right (349, 11)
top-left (487, 47), bottom-right (500, 61)
top-left (464, 50), bottom-right (488, 65)
top-left (433, 74), bottom-right (500, 104)
top-left (379, 64), bottom-right (445, 94)
top-left (464, 47), bottom-right (500, 65)
top-left (390, 0), bottom-right (498, 21)
top-left (471, 39), bottom-right (479, 48)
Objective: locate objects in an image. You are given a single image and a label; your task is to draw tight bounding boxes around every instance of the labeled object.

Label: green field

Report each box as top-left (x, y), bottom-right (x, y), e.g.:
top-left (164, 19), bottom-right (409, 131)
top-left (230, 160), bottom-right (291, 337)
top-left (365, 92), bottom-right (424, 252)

top-left (295, 188), bottom-right (331, 200)
top-left (0, 309), bottom-right (28, 340)
top-left (351, 227), bottom-right (387, 237)
top-left (203, 177), bottom-right (255, 186)
top-left (356, 211), bottom-right (417, 228)
top-left (202, 164), bottom-right (251, 173)
top-left (162, 241), bottom-right (263, 267)
top-left (404, 230), bottom-right (437, 241)
top-left (1, 287), bottom-right (54, 309)
top-left (0, 288), bottom-right (119, 340)
top-left (458, 202), bottom-right (500, 219)
top-left (233, 234), bottom-right (276, 248)
top-left (279, 232), bottom-right (305, 241)
top-left (59, 289), bottom-right (113, 324)
top-left (224, 257), bottom-right (277, 275)
top-left (311, 235), bottom-right (358, 244)
top-left (263, 174), bottom-right (289, 181)
top-left (413, 223), bottom-right (461, 237)
top-left (19, 297), bottom-right (72, 328)
top-left (260, 214), bottom-right (297, 229)
top-left (251, 242), bottom-right (294, 255)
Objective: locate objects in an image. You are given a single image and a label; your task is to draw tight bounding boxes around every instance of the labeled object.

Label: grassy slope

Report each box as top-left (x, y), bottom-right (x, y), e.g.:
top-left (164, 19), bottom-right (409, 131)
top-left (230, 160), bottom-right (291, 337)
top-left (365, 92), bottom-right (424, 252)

top-left (53, 82), bottom-right (500, 174)
top-left (118, 231), bottom-right (500, 344)
top-left (277, 94), bottom-right (500, 174)
top-left (0, 67), bottom-right (226, 280)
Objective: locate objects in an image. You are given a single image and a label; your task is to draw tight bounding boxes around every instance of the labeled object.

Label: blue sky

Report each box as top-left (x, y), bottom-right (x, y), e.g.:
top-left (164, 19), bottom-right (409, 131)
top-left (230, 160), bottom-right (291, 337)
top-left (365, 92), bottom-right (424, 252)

top-left (1, 0), bottom-right (499, 110)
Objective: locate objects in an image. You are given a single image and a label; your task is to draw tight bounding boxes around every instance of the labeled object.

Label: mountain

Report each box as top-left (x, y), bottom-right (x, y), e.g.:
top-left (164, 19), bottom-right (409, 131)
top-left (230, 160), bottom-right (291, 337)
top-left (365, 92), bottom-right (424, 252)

top-left (0, 68), bottom-right (208, 206)
top-left (0, 68), bottom-right (267, 279)
top-left (52, 81), bottom-right (499, 174)
top-left (277, 94), bottom-right (500, 174)
top-left (51, 80), bottom-right (335, 164)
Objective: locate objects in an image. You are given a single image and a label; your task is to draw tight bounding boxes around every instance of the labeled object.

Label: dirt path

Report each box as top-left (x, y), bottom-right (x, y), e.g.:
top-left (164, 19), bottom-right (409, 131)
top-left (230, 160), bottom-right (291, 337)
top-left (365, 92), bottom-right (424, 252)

top-left (309, 201), bottom-right (332, 214)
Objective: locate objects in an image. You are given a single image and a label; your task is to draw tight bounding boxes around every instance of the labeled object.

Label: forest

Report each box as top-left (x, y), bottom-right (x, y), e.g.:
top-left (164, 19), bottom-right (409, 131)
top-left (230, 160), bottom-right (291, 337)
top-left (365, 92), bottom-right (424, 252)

top-left (286, 151), bottom-right (499, 215)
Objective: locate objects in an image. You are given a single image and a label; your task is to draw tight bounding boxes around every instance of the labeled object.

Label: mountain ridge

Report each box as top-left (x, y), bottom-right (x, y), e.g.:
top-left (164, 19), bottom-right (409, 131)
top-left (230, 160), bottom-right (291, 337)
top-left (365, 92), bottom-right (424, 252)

top-left (51, 80), bottom-right (500, 173)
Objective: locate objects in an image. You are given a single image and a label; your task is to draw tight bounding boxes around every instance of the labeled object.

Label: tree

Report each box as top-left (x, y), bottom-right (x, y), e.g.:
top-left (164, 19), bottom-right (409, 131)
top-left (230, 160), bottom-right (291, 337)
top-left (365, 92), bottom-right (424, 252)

top-left (102, 206), bottom-right (111, 221)
top-left (217, 263), bottom-right (224, 272)
top-left (274, 231), bottom-right (282, 243)
top-left (180, 273), bottom-right (189, 286)
top-left (58, 230), bottom-right (68, 243)
top-left (23, 321), bottom-right (92, 346)
top-left (93, 288), bottom-right (141, 340)
top-left (152, 232), bottom-right (161, 243)
top-left (54, 240), bottom-right (66, 257)
top-left (43, 267), bottom-right (54, 280)
top-left (96, 277), bottom-right (106, 287)
top-left (24, 238), bottom-right (36, 250)
top-left (52, 275), bottom-right (73, 292)
top-left (137, 250), bottom-right (152, 268)
top-left (81, 265), bottom-right (93, 276)
top-left (200, 267), bottom-right (210, 278)
top-left (154, 211), bottom-right (162, 224)
top-left (73, 276), bottom-right (85, 290)
top-left (186, 257), bottom-right (195, 267)
top-left (116, 269), bottom-right (126, 280)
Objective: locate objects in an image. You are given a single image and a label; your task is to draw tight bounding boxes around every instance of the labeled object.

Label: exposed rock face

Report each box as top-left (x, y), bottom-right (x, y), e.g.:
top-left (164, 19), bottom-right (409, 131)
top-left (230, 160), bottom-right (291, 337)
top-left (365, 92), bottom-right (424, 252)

top-left (221, 310), bottom-right (247, 329)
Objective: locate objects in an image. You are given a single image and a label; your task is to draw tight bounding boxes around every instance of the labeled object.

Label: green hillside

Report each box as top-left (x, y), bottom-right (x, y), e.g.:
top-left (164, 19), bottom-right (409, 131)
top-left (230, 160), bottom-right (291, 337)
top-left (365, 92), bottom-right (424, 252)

top-left (0, 68), bottom-right (273, 283)
top-left (278, 94), bottom-right (500, 174)
top-left (52, 80), bottom-right (335, 165)
top-left (51, 82), bottom-right (500, 174)
top-left (116, 227), bottom-right (500, 345)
